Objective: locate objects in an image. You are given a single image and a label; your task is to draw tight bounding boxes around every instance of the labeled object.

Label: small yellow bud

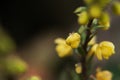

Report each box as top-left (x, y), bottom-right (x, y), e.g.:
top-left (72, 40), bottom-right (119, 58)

top-left (98, 0), bottom-right (111, 7)
top-left (96, 70), bottom-right (112, 80)
top-left (99, 12), bottom-right (110, 30)
top-left (75, 63), bottom-right (82, 74)
top-left (78, 11), bottom-right (89, 25)
top-left (100, 21), bottom-right (110, 30)
top-left (55, 38), bottom-right (73, 58)
top-left (87, 44), bottom-right (98, 58)
top-left (88, 36), bottom-right (96, 45)
top-left (95, 41), bottom-right (115, 60)
top-left (99, 12), bottom-right (110, 24)
top-left (89, 5), bottom-right (102, 18)
top-left (96, 67), bottom-right (102, 72)
top-left (112, 1), bottom-right (120, 15)
top-left (66, 33), bottom-right (81, 48)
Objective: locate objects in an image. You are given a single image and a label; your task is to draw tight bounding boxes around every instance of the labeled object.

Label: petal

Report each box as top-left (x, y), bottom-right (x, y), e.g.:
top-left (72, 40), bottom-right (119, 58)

top-left (96, 47), bottom-right (102, 60)
top-left (54, 38), bottom-right (65, 44)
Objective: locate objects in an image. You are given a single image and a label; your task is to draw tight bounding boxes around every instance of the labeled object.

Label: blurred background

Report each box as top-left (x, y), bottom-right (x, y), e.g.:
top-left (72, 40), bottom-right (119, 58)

top-left (0, 0), bottom-right (120, 80)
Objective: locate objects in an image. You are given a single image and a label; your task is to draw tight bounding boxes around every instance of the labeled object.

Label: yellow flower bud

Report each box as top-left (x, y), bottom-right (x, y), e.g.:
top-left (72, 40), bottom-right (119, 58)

top-left (100, 21), bottom-right (110, 30)
top-left (54, 38), bottom-right (66, 44)
top-left (78, 11), bottom-right (89, 25)
top-left (89, 5), bottom-right (102, 18)
top-left (112, 1), bottom-right (120, 15)
top-left (66, 33), bottom-right (81, 48)
top-left (99, 12), bottom-right (110, 30)
top-left (95, 41), bottom-right (115, 60)
top-left (75, 63), bottom-right (82, 74)
top-left (88, 36), bottom-right (96, 45)
top-left (28, 76), bottom-right (42, 80)
top-left (55, 38), bottom-right (73, 58)
top-left (87, 44), bottom-right (98, 59)
top-left (96, 67), bottom-right (102, 72)
top-left (56, 43), bottom-right (73, 58)
top-left (98, 0), bottom-right (111, 7)
top-left (96, 70), bottom-right (112, 80)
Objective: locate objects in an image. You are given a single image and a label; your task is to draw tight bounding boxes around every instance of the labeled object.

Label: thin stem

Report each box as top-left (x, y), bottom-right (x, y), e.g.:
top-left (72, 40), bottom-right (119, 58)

top-left (83, 19), bottom-right (93, 51)
top-left (81, 19), bottom-right (93, 80)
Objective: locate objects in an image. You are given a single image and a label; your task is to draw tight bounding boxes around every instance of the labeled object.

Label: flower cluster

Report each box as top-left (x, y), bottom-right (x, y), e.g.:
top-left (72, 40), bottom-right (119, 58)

top-left (54, 0), bottom-right (120, 80)
top-left (76, 0), bottom-right (120, 30)
top-left (55, 33), bottom-right (80, 58)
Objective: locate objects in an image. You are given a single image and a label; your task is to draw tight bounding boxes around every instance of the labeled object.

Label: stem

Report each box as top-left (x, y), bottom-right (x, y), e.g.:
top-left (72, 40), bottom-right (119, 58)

top-left (81, 55), bottom-right (87, 80)
top-left (81, 19), bottom-right (93, 80)
top-left (83, 19), bottom-right (93, 51)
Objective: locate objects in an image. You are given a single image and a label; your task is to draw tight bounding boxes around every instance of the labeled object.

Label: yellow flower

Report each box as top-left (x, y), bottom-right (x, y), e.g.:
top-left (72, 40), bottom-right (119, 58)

top-left (78, 11), bottom-right (89, 25)
top-left (96, 70), bottom-right (112, 80)
top-left (55, 38), bottom-right (73, 58)
top-left (89, 5), bottom-right (102, 18)
top-left (112, 1), bottom-right (120, 15)
top-left (99, 12), bottom-right (110, 30)
top-left (75, 63), bottom-right (82, 74)
top-left (66, 33), bottom-right (81, 48)
top-left (88, 36), bottom-right (96, 45)
top-left (55, 33), bottom-right (80, 57)
top-left (95, 41), bottom-right (115, 60)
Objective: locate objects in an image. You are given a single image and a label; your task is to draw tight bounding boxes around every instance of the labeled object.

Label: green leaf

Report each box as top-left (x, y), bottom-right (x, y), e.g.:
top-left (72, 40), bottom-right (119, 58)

top-left (81, 32), bottom-right (87, 45)
top-left (59, 71), bottom-right (68, 80)
top-left (78, 25), bottom-right (87, 45)
top-left (78, 26), bottom-right (87, 34)
top-left (74, 7), bottom-right (87, 14)
top-left (71, 70), bottom-right (81, 80)
top-left (92, 19), bottom-right (98, 25)
top-left (91, 25), bottom-right (103, 32)
top-left (77, 46), bottom-right (85, 56)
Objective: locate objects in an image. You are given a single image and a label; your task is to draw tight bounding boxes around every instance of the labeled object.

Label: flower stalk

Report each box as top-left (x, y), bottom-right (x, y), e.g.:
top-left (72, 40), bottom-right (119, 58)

top-left (81, 19), bottom-right (93, 80)
top-left (54, 0), bottom-right (120, 80)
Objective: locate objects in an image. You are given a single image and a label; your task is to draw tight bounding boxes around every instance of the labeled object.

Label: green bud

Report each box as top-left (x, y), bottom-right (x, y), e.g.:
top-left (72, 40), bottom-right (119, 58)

top-left (0, 28), bottom-right (15, 56)
top-left (74, 7), bottom-right (87, 14)
top-left (0, 37), bottom-right (15, 55)
top-left (5, 57), bottom-right (27, 75)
